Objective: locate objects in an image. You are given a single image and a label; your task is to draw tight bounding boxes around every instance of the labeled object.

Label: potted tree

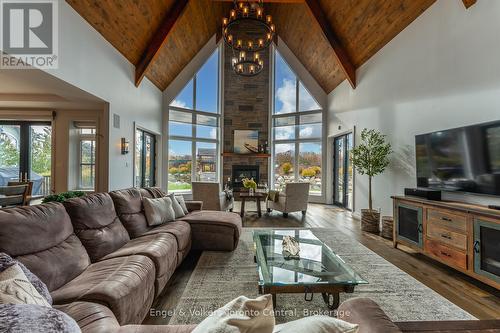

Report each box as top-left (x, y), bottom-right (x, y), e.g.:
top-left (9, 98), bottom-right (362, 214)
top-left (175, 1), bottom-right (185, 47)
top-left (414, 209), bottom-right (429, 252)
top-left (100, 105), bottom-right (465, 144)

top-left (351, 129), bottom-right (392, 233)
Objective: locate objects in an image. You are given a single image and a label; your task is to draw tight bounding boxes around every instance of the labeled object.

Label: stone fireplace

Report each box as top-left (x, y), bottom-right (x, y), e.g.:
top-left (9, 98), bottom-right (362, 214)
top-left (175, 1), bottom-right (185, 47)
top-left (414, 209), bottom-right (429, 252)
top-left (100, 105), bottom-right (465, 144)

top-left (232, 165), bottom-right (259, 190)
top-left (222, 43), bottom-right (270, 188)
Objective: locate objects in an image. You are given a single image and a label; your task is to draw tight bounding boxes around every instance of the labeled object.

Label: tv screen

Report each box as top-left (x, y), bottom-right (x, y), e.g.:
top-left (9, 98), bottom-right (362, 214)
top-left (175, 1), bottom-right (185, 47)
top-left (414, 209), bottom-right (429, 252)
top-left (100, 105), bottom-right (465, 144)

top-left (415, 120), bottom-right (500, 196)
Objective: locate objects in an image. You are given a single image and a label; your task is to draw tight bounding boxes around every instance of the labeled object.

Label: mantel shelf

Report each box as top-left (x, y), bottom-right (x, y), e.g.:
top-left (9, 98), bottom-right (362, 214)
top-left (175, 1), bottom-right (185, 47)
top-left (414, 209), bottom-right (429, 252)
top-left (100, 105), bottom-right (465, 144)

top-left (222, 152), bottom-right (271, 158)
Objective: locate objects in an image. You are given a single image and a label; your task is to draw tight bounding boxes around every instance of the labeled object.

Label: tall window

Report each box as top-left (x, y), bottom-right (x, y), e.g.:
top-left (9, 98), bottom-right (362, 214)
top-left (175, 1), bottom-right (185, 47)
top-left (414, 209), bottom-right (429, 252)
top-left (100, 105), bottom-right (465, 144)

top-left (135, 128), bottom-right (156, 188)
top-left (79, 128), bottom-right (96, 190)
top-left (272, 50), bottom-right (323, 195)
top-left (168, 48), bottom-right (220, 192)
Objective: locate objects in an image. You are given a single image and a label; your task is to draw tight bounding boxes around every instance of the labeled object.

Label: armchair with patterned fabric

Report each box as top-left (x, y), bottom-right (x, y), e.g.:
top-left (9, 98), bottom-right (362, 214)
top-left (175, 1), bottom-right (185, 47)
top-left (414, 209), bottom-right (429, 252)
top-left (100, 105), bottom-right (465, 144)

top-left (266, 182), bottom-right (309, 218)
top-left (192, 182), bottom-right (234, 211)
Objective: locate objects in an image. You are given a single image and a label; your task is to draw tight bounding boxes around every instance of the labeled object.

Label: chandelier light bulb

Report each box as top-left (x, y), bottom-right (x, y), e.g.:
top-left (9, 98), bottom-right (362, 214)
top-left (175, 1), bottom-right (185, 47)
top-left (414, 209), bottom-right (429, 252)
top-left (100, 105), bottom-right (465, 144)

top-left (222, 0), bottom-right (275, 76)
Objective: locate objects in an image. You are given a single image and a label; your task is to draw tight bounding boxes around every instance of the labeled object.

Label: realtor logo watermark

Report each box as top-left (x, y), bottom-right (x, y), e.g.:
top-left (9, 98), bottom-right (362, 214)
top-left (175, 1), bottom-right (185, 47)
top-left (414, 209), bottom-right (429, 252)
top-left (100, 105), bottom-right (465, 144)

top-left (1, 0), bottom-right (58, 69)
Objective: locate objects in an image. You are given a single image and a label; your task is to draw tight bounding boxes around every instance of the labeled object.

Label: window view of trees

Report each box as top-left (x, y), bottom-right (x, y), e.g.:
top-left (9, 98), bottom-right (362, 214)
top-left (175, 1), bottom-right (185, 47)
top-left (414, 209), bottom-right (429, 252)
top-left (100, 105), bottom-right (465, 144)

top-left (168, 48), bottom-right (220, 193)
top-left (272, 51), bottom-right (323, 195)
top-left (0, 124), bottom-right (52, 196)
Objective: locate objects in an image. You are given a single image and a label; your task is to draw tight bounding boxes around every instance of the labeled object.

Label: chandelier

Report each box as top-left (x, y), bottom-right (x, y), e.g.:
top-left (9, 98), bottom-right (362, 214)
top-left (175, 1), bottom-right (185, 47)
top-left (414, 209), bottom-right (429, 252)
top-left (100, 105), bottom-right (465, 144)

top-left (222, 0), bottom-right (275, 76)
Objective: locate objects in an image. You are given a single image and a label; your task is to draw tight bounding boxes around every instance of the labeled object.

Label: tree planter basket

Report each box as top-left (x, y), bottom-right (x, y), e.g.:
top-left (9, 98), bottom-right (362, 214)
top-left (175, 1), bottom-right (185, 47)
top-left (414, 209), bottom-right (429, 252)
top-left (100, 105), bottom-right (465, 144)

top-left (361, 209), bottom-right (380, 233)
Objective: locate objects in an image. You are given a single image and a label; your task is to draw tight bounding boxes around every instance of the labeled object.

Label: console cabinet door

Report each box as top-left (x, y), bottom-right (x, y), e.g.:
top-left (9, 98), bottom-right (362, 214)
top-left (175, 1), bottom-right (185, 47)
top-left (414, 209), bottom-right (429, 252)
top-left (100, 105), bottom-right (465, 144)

top-left (473, 219), bottom-right (500, 283)
top-left (395, 203), bottom-right (423, 248)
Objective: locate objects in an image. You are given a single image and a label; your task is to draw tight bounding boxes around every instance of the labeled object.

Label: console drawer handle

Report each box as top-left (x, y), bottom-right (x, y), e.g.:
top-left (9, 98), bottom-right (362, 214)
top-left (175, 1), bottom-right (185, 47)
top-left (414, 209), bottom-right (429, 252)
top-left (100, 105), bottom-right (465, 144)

top-left (441, 217), bottom-right (452, 222)
top-left (440, 234), bottom-right (452, 240)
top-left (440, 251), bottom-right (451, 257)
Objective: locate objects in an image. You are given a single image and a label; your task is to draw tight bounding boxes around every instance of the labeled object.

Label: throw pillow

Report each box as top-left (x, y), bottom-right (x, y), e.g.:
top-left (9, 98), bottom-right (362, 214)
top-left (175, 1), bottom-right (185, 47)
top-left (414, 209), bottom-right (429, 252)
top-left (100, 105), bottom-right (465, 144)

top-left (143, 196), bottom-right (176, 226)
top-left (0, 265), bottom-right (51, 307)
top-left (192, 294), bottom-right (275, 333)
top-left (273, 316), bottom-right (359, 333)
top-left (0, 253), bottom-right (52, 305)
top-left (168, 193), bottom-right (186, 218)
top-left (176, 195), bottom-right (189, 215)
top-left (0, 304), bottom-right (81, 333)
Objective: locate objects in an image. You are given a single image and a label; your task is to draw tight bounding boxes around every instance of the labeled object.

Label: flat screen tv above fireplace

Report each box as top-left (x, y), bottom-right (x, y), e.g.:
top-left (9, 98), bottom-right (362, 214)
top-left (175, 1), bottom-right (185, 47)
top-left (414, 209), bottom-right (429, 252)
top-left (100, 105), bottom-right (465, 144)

top-left (415, 120), bottom-right (500, 196)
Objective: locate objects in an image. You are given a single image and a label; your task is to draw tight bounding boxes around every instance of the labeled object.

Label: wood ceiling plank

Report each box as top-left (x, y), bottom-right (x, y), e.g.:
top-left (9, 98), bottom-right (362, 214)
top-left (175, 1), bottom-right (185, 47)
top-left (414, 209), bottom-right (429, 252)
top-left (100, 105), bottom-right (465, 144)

top-left (305, 0), bottom-right (356, 89)
top-left (213, 0), bottom-right (303, 2)
top-left (135, 0), bottom-right (190, 87)
top-left (146, 0), bottom-right (230, 90)
top-left (462, 0), bottom-right (477, 9)
top-left (66, 0), bottom-right (174, 65)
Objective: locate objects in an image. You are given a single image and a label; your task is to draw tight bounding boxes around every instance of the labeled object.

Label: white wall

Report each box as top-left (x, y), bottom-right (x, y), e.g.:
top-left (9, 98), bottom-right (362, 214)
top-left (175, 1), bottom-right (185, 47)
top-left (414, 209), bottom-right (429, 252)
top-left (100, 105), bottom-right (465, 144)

top-left (46, 1), bottom-right (163, 190)
top-left (328, 0), bottom-right (500, 216)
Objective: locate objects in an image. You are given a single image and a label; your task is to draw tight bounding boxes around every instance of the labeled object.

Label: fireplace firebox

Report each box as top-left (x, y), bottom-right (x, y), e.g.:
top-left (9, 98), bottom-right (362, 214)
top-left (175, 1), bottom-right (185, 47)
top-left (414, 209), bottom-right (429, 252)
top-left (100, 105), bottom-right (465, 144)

top-left (232, 165), bottom-right (259, 191)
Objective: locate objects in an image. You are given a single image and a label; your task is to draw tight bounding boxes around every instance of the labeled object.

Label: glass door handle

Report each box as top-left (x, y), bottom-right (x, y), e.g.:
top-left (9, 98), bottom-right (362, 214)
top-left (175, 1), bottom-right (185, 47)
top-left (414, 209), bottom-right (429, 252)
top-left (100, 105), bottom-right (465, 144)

top-left (473, 240), bottom-right (480, 254)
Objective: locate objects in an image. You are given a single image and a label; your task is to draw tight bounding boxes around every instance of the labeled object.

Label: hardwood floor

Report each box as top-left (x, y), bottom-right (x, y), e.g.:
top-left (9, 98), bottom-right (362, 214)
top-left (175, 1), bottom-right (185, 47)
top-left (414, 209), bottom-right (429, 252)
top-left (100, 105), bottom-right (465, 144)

top-left (144, 203), bottom-right (500, 324)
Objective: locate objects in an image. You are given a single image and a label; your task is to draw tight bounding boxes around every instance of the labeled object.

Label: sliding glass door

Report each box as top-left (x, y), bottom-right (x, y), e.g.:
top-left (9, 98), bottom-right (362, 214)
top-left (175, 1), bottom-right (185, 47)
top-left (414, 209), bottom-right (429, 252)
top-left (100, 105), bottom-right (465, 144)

top-left (333, 133), bottom-right (353, 210)
top-left (0, 121), bottom-right (52, 197)
top-left (135, 128), bottom-right (156, 188)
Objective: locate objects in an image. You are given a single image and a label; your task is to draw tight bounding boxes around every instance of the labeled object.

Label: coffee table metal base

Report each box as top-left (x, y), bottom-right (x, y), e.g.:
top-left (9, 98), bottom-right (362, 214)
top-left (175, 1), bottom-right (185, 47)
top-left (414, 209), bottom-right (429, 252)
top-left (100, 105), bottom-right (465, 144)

top-left (258, 284), bottom-right (356, 310)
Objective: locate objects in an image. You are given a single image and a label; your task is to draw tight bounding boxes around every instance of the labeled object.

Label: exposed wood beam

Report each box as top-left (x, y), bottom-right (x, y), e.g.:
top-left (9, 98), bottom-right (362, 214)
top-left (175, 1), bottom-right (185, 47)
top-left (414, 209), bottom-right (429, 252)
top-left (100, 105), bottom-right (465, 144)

top-left (305, 0), bottom-right (356, 89)
top-left (135, 0), bottom-right (189, 87)
top-left (462, 0), bottom-right (477, 9)
top-left (213, 0), bottom-right (303, 3)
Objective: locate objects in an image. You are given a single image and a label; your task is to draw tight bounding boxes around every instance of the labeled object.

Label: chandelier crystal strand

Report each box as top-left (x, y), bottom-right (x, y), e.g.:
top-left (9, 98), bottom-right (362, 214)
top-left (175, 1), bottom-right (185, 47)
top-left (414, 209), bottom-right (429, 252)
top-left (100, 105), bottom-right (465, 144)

top-left (222, 0), bottom-right (275, 76)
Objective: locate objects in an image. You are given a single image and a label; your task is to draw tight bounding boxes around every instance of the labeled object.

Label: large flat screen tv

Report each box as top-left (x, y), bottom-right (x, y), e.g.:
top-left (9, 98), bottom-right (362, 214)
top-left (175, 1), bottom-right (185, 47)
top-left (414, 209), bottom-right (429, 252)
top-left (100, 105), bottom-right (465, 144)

top-left (415, 120), bottom-right (500, 196)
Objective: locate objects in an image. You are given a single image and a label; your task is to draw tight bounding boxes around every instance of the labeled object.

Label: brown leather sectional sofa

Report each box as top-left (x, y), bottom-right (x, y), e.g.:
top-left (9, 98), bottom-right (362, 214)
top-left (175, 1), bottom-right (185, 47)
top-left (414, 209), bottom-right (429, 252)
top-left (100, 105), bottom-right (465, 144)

top-left (0, 187), bottom-right (241, 333)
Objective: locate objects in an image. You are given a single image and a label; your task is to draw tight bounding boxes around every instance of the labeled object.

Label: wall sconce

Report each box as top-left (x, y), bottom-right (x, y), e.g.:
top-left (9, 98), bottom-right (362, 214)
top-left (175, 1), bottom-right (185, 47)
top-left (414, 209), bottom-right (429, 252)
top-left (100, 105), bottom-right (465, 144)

top-left (121, 138), bottom-right (129, 155)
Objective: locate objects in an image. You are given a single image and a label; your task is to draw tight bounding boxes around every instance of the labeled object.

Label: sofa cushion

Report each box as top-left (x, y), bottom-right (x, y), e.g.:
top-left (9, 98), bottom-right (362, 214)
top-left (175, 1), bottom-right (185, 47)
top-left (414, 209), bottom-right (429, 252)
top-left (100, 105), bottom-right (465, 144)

top-left (337, 298), bottom-right (401, 333)
top-left (51, 255), bottom-right (156, 325)
top-left (55, 301), bottom-right (120, 333)
top-left (175, 195), bottom-right (189, 215)
top-left (110, 188), bottom-right (151, 238)
top-left (143, 196), bottom-right (175, 226)
top-left (0, 304), bottom-right (81, 333)
top-left (192, 294), bottom-right (274, 333)
top-left (168, 193), bottom-right (186, 218)
top-left (0, 203), bottom-right (91, 291)
top-left (140, 187), bottom-right (167, 199)
top-left (0, 253), bottom-right (52, 304)
top-left (64, 193), bottom-right (130, 262)
top-left (0, 264), bottom-right (51, 307)
top-left (142, 221), bottom-right (191, 252)
top-left (274, 316), bottom-right (359, 333)
top-left (101, 233), bottom-right (178, 280)
top-left (119, 325), bottom-right (197, 333)
top-left (179, 211), bottom-right (242, 251)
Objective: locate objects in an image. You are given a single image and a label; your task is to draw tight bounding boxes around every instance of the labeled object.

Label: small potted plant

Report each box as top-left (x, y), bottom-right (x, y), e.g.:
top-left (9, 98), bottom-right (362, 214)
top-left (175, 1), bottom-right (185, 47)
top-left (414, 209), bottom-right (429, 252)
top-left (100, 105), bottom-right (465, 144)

top-left (351, 129), bottom-right (392, 233)
top-left (242, 178), bottom-right (257, 195)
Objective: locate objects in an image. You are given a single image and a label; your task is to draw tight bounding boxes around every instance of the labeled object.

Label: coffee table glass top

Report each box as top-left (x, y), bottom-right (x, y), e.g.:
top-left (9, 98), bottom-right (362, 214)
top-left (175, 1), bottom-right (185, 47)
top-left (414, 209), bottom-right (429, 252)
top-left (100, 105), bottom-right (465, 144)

top-left (253, 229), bottom-right (367, 287)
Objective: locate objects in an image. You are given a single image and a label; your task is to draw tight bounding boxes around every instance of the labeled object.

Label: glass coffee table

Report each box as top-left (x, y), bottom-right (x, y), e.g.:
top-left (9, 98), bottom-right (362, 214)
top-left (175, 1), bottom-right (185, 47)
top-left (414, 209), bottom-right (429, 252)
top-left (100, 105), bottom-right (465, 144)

top-left (253, 229), bottom-right (367, 309)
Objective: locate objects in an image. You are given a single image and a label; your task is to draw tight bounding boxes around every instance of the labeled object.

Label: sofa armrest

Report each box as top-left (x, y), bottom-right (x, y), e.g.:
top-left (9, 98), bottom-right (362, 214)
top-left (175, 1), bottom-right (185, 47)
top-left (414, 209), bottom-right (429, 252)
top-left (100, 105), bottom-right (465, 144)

top-left (337, 298), bottom-right (402, 333)
top-left (185, 200), bottom-right (203, 212)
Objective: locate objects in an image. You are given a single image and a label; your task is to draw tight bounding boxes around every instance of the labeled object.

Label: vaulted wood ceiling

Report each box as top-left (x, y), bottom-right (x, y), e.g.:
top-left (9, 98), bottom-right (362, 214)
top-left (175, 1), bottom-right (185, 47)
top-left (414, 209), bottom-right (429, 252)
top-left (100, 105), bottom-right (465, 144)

top-left (67, 0), bottom-right (447, 93)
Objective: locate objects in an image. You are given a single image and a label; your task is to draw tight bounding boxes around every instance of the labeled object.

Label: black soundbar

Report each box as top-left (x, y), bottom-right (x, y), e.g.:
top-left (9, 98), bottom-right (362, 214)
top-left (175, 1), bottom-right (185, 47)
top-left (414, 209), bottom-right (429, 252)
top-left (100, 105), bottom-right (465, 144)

top-left (404, 188), bottom-right (442, 201)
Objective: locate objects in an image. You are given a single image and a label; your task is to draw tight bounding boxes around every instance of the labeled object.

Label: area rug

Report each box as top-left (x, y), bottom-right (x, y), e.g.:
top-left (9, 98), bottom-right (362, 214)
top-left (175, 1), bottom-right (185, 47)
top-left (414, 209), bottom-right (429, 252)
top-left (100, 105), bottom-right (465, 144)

top-left (169, 228), bottom-right (475, 325)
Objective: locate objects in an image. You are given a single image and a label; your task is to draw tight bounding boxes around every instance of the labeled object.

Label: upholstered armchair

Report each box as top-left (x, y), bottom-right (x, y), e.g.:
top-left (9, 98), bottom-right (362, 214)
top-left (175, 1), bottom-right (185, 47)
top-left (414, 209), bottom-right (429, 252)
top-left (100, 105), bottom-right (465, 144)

top-left (267, 182), bottom-right (310, 217)
top-left (192, 182), bottom-right (234, 211)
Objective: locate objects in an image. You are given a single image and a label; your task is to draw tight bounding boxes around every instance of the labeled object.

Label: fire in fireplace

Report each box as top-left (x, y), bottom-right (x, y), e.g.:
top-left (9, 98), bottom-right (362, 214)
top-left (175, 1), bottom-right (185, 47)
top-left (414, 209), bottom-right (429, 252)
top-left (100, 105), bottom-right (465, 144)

top-left (232, 165), bottom-right (259, 190)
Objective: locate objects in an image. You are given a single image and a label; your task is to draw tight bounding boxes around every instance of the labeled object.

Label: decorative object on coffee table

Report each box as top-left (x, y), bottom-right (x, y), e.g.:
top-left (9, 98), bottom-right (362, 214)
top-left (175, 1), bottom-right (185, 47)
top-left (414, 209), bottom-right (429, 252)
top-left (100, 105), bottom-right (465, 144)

top-left (234, 130), bottom-right (259, 154)
top-left (282, 236), bottom-right (300, 259)
top-left (381, 216), bottom-right (394, 240)
top-left (351, 129), bottom-right (392, 233)
top-left (243, 177), bottom-right (257, 195)
top-left (253, 229), bottom-right (367, 310)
